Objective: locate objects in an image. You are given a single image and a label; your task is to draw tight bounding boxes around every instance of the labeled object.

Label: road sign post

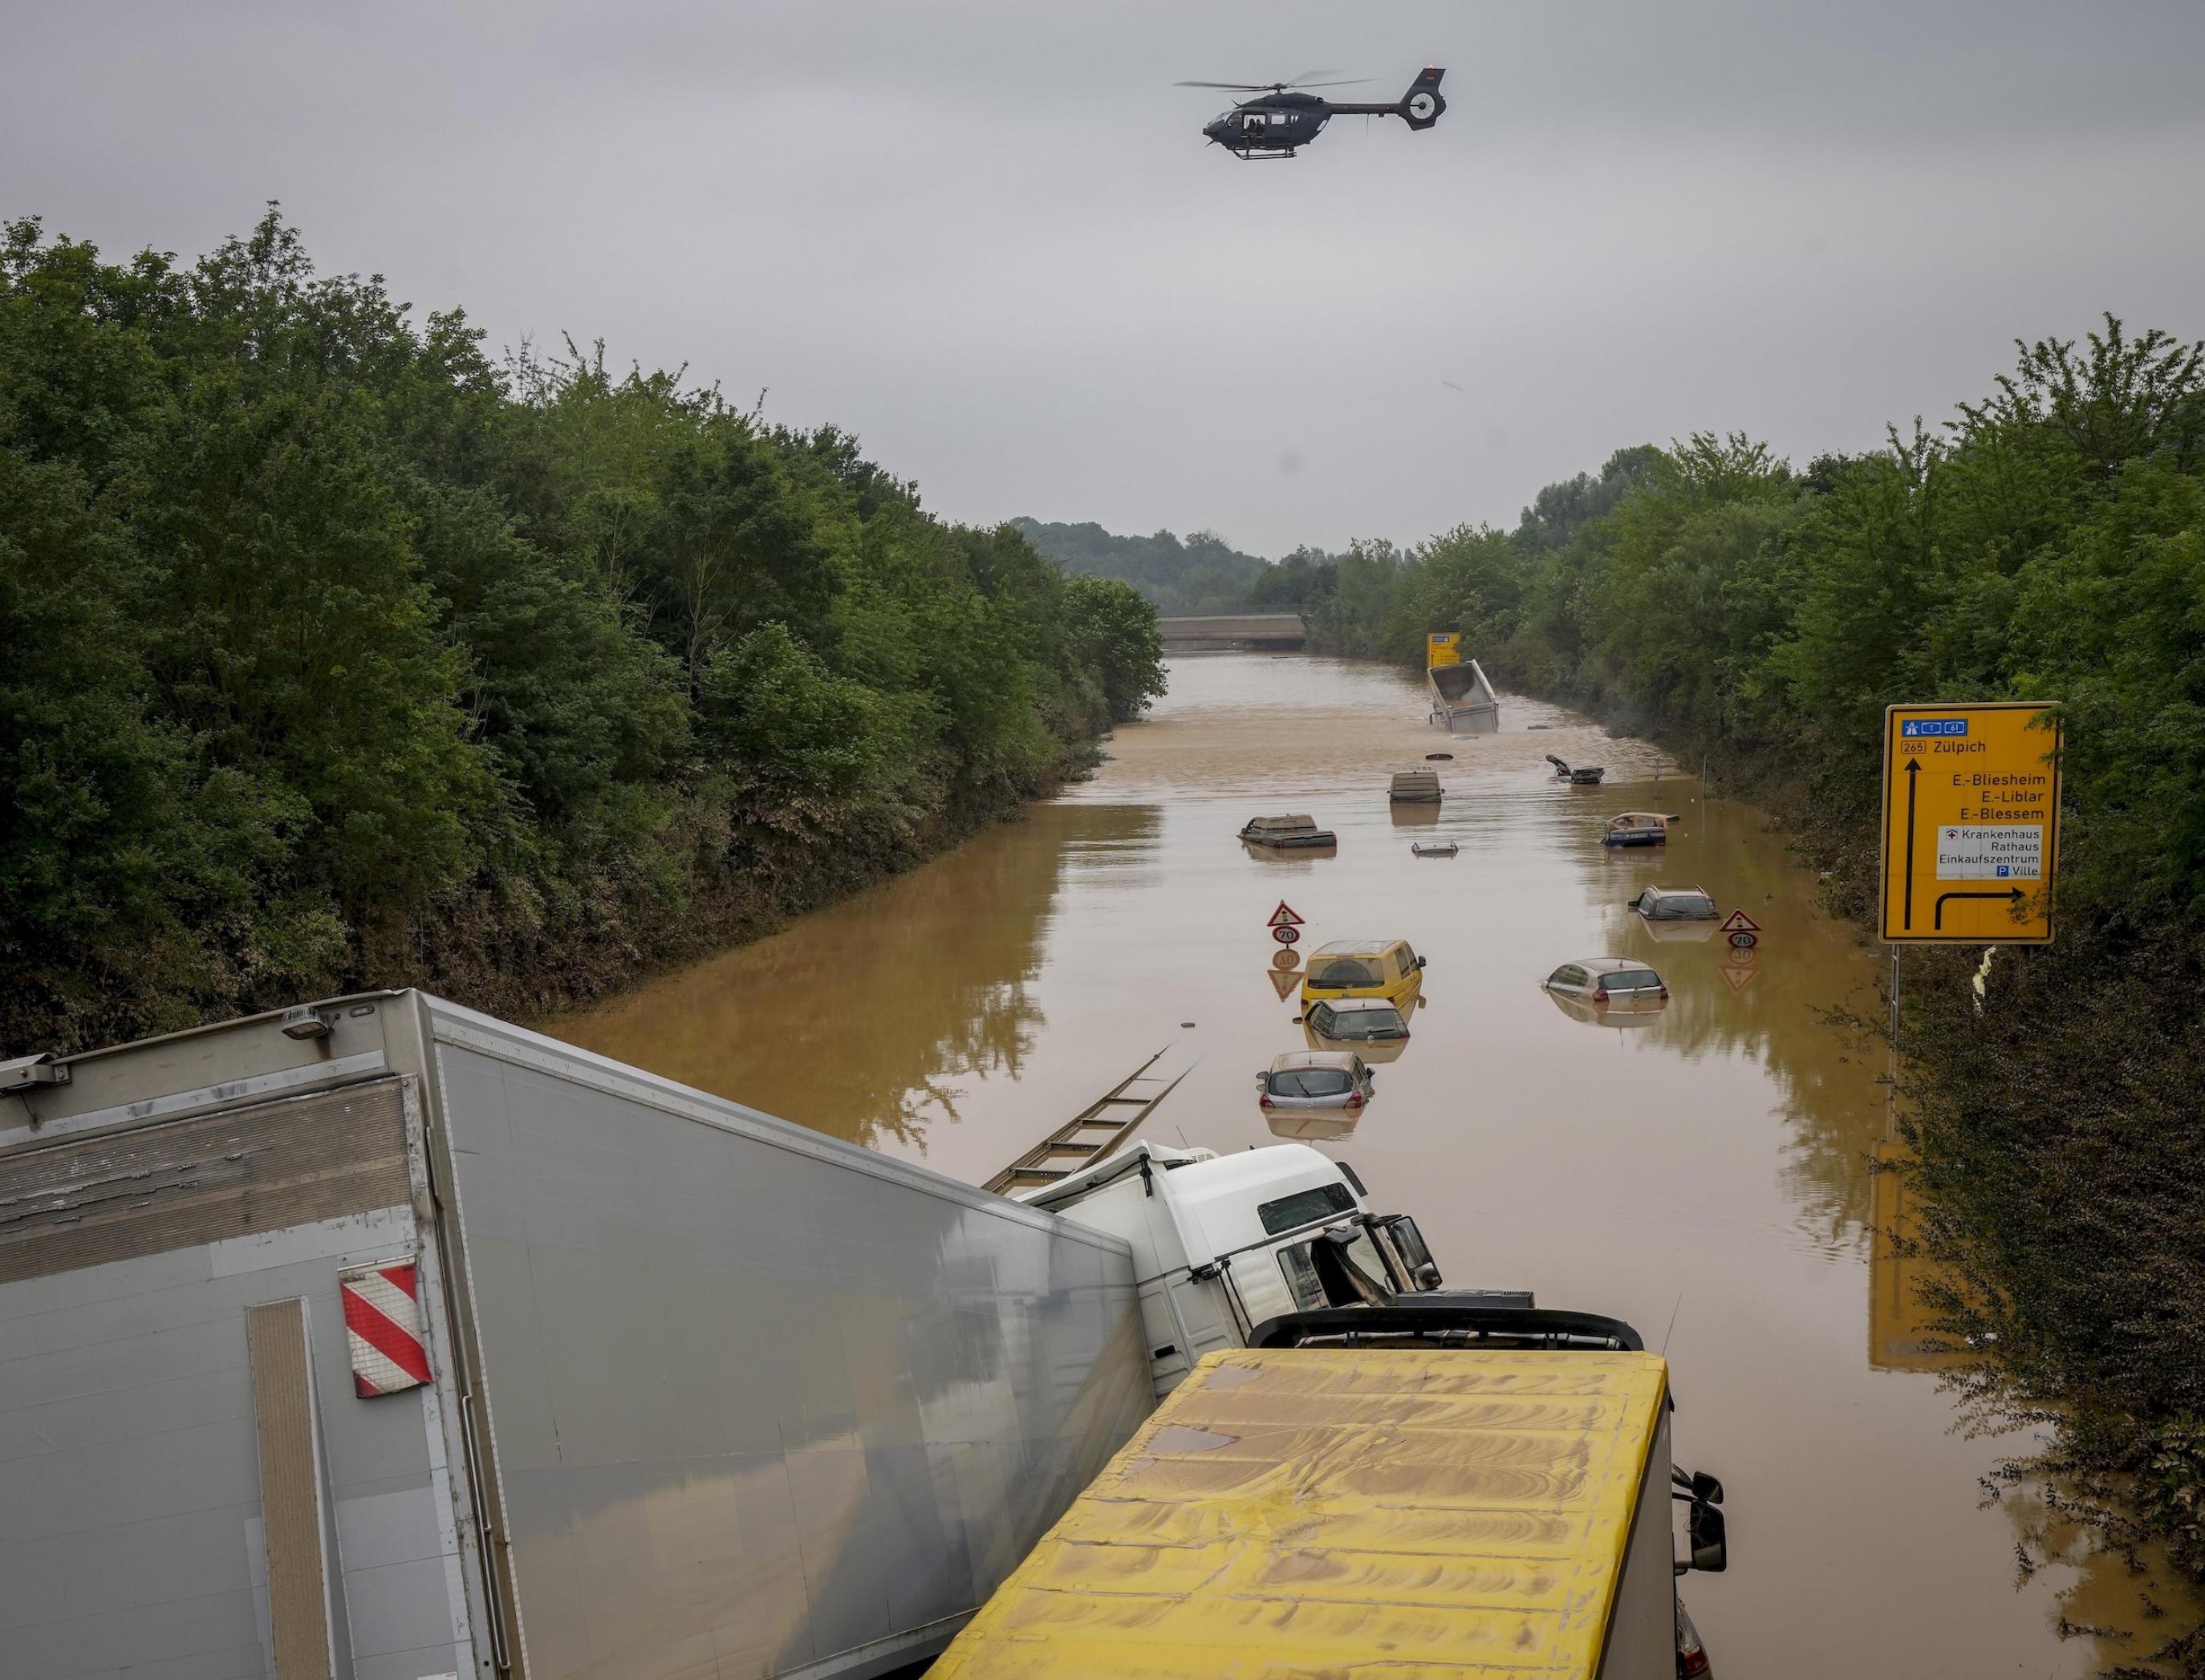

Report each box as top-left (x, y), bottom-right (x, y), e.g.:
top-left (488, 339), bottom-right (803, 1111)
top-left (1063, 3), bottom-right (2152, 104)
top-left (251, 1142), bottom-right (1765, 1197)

top-left (1879, 703), bottom-right (2062, 944)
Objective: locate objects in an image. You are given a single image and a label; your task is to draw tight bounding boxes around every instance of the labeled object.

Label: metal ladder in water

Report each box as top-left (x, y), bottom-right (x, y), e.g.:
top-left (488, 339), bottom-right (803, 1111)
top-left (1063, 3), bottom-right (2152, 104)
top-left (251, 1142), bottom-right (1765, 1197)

top-left (983, 1049), bottom-right (1192, 1195)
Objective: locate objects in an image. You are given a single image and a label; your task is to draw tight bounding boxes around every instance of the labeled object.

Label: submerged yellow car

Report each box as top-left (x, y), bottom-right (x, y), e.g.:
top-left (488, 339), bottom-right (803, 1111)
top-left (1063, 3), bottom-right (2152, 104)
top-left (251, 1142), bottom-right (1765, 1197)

top-left (1299, 939), bottom-right (1427, 1011)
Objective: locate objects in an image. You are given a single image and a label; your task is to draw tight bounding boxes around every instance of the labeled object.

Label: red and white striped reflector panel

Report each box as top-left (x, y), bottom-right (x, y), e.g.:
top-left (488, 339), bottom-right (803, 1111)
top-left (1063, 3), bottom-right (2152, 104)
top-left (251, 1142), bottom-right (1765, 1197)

top-left (339, 1260), bottom-right (432, 1397)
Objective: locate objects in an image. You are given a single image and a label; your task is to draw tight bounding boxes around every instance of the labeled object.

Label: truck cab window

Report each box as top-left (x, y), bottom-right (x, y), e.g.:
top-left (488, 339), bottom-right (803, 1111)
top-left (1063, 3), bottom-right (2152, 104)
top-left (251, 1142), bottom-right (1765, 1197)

top-left (1279, 1243), bottom-right (1326, 1312)
top-left (1313, 1227), bottom-right (1393, 1306)
top-left (1257, 1181), bottom-right (1356, 1235)
top-left (1280, 1227), bottom-right (1394, 1309)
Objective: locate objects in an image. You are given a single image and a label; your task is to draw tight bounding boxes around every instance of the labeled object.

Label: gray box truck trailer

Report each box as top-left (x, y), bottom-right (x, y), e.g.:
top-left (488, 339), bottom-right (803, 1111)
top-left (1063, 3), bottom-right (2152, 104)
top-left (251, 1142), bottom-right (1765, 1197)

top-left (0, 992), bottom-right (1152, 1680)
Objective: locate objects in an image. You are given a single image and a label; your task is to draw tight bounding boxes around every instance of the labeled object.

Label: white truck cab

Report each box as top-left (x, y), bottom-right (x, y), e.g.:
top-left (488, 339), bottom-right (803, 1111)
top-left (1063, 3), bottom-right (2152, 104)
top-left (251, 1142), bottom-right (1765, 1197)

top-left (1019, 1140), bottom-right (1452, 1396)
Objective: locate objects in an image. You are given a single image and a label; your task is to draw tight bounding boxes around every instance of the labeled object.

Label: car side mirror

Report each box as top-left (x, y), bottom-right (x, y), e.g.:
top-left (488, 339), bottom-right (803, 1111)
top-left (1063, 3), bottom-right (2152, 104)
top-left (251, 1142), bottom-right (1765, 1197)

top-left (1688, 1501), bottom-right (1728, 1573)
top-left (1378, 1215), bottom-right (1441, 1290)
top-left (1673, 1467), bottom-right (1728, 1574)
top-left (1415, 956), bottom-right (1427, 968)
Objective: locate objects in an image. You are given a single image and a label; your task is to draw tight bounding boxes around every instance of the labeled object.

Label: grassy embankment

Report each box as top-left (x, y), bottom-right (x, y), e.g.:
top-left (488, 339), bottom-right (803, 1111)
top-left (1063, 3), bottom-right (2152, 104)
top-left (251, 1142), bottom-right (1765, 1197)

top-left (0, 212), bottom-right (1166, 1053)
top-left (1291, 322), bottom-right (2205, 1671)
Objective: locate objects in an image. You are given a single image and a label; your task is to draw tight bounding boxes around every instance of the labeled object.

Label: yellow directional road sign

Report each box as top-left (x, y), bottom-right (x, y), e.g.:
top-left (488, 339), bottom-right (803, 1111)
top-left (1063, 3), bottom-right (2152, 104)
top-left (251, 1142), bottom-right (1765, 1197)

top-left (1879, 701), bottom-right (2062, 943)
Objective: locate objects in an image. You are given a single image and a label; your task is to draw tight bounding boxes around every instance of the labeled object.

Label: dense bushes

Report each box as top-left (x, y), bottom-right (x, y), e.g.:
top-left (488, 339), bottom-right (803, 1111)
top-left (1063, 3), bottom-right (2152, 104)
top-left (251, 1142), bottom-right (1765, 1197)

top-left (1306, 318), bottom-right (2205, 1642)
top-left (0, 210), bottom-right (1163, 1049)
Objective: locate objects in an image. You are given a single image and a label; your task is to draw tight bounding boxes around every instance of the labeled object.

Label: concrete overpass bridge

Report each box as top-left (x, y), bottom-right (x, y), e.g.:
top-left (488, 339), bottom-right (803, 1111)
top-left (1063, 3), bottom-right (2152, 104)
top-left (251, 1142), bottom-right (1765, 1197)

top-left (1158, 613), bottom-right (1306, 651)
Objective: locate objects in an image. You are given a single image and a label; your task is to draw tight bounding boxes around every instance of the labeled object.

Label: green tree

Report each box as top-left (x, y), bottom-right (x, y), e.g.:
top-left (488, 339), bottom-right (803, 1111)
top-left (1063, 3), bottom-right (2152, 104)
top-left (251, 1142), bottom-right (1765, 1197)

top-left (1061, 574), bottom-right (1166, 724)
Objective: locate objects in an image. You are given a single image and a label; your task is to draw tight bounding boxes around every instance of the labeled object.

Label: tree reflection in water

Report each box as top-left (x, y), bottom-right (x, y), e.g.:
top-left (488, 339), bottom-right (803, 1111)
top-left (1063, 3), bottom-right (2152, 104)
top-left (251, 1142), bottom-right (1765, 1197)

top-left (547, 803), bottom-right (1161, 1154)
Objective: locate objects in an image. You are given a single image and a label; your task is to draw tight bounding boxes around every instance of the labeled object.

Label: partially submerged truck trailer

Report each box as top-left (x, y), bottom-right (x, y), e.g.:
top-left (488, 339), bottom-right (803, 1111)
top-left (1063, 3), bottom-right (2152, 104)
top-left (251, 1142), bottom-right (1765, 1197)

top-left (1429, 658), bottom-right (1501, 734)
top-left (932, 1303), bottom-right (1728, 1680)
top-left (0, 992), bottom-right (1153, 1680)
top-left (1426, 631), bottom-right (1500, 735)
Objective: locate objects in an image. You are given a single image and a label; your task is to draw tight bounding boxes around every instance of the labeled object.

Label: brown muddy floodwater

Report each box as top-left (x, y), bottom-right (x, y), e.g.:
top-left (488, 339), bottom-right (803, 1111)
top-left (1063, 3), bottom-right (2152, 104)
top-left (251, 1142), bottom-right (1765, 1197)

top-left (553, 654), bottom-right (2175, 1678)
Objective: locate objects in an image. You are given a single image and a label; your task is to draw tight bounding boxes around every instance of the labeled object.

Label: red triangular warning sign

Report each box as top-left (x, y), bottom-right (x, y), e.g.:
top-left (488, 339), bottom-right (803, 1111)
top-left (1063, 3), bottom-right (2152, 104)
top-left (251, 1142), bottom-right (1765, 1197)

top-left (1720, 964), bottom-right (1760, 993)
top-left (1719, 908), bottom-right (1760, 935)
top-left (1267, 901), bottom-right (1305, 928)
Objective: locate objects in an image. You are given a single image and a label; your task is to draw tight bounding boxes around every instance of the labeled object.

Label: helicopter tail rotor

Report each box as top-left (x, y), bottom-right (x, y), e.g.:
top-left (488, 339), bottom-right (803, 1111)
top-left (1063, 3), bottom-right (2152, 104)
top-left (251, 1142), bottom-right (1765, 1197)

top-left (1399, 65), bottom-right (1447, 130)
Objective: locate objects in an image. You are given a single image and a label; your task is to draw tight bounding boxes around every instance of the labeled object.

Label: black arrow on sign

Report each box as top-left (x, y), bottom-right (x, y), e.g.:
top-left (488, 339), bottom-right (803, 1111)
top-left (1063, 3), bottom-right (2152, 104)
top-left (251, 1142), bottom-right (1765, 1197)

top-left (1934, 887), bottom-right (2025, 931)
top-left (1902, 760), bottom-right (1919, 930)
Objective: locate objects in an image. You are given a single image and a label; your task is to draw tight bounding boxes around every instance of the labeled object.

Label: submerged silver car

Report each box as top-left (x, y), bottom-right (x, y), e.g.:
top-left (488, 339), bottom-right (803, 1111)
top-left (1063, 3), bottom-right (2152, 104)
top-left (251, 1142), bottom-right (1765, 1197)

top-left (1257, 1050), bottom-right (1374, 1114)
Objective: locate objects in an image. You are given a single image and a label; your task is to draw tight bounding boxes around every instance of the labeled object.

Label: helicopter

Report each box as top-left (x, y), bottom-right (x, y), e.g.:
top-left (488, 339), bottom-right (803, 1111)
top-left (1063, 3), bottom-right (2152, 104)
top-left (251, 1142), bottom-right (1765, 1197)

top-left (1180, 67), bottom-right (1446, 159)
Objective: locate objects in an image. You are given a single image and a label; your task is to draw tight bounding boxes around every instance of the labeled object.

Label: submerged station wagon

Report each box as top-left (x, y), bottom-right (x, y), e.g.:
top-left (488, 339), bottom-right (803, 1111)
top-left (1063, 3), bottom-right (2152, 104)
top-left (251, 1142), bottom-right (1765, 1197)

top-left (1298, 939), bottom-right (1427, 1011)
top-left (1628, 886), bottom-right (1719, 919)
top-left (1542, 958), bottom-right (1670, 1025)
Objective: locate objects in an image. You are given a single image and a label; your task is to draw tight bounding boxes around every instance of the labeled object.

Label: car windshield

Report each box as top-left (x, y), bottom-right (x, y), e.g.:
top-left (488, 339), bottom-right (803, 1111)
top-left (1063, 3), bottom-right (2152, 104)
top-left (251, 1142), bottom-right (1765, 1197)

top-left (1603, 969), bottom-right (1661, 991)
top-left (1653, 892), bottom-right (1714, 917)
top-left (1311, 959), bottom-right (1381, 986)
top-left (1268, 1067), bottom-right (1354, 1098)
top-left (1328, 1008), bottom-right (1405, 1039)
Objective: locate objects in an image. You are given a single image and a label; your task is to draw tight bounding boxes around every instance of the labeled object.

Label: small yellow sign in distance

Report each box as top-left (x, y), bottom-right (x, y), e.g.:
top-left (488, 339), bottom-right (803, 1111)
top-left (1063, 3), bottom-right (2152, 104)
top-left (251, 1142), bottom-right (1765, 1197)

top-left (1879, 701), bottom-right (2062, 944)
top-left (1426, 631), bottom-right (1461, 668)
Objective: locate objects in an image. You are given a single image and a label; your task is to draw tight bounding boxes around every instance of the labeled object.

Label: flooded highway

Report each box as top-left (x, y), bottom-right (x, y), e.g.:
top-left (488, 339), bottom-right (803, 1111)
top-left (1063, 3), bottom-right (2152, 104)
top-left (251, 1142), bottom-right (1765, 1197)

top-left (553, 654), bottom-right (2178, 1678)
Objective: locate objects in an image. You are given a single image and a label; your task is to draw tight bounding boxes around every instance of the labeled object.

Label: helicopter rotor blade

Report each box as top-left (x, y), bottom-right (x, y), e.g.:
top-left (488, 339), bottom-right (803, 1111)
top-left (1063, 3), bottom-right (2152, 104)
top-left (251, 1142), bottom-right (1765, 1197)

top-left (1174, 73), bottom-right (1371, 91)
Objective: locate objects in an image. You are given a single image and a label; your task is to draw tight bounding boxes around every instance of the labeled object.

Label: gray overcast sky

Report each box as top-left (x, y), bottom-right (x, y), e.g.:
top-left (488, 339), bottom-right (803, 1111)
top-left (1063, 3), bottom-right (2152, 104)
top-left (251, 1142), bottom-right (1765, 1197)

top-left (7, 2), bottom-right (2203, 555)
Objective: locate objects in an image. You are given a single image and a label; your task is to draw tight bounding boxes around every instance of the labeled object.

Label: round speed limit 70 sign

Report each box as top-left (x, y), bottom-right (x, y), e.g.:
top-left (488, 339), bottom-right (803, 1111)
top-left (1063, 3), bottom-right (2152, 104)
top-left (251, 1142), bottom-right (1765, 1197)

top-left (1272, 925), bottom-right (1299, 946)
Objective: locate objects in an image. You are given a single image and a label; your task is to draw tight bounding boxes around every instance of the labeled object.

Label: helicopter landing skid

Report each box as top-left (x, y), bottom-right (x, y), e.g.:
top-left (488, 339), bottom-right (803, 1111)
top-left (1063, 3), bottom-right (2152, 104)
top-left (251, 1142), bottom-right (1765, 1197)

top-left (1226, 148), bottom-right (1300, 161)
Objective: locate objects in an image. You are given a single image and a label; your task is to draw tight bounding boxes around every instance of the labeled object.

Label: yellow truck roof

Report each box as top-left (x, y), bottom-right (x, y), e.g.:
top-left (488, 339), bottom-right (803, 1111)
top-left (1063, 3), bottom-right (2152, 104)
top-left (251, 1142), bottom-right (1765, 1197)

top-left (932, 1345), bottom-right (1669, 1680)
